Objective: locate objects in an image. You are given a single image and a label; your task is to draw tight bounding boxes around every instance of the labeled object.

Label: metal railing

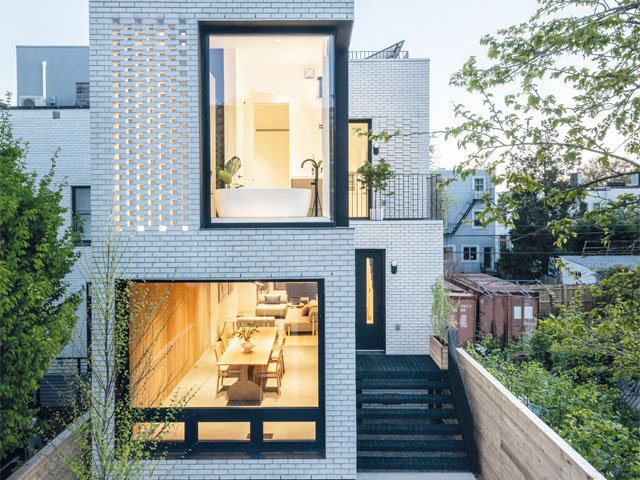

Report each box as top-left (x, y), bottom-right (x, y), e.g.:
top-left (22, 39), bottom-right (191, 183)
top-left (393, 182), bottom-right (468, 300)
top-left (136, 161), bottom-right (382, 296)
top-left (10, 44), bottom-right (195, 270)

top-left (349, 50), bottom-right (409, 60)
top-left (349, 173), bottom-right (443, 220)
top-left (38, 356), bottom-right (90, 409)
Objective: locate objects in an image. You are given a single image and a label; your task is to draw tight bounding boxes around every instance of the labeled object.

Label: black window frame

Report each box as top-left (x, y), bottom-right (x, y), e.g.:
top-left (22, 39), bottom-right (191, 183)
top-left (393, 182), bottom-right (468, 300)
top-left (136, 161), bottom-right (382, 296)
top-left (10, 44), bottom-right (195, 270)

top-left (116, 278), bottom-right (326, 459)
top-left (71, 186), bottom-right (91, 246)
top-left (348, 118), bottom-right (372, 219)
top-left (199, 21), bottom-right (352, 229)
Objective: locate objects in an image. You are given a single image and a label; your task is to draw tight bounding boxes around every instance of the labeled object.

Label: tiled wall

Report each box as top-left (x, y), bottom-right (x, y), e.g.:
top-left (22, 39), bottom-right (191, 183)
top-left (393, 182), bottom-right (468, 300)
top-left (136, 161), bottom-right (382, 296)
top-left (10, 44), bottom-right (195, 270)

top-left (10, 109), bottom-right (90, 359)
top-left (353, 220), bottom-right (443, 355)
top-left (90, 1), bottom-right (356, 478)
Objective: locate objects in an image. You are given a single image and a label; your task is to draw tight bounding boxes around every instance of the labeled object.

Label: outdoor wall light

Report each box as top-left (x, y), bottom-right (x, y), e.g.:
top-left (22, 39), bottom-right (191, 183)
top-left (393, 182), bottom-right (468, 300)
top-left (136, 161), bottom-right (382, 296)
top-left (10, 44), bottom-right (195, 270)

top-left (391, 261), bottom-right (398, 274)
top-left (373, 142), bottom-right (380, 155)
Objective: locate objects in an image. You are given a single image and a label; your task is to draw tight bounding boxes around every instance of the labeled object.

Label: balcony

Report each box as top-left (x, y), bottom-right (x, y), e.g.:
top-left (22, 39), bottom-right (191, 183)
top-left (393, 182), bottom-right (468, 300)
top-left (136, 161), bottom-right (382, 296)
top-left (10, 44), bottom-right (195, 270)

top-left (349, 173), bottom-right (443, 220)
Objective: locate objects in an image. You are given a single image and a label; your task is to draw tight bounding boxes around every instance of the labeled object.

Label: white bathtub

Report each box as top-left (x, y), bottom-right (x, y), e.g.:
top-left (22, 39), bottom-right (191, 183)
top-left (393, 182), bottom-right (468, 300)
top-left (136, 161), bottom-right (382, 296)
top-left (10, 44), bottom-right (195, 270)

top-left (214, 188), bottom-right (312, 218)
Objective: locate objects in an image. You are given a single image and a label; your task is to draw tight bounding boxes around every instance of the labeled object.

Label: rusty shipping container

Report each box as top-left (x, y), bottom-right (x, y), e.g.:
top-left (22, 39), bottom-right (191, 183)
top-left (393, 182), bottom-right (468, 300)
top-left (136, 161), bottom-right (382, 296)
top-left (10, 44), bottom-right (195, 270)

top-left (445, 280), bottom-right (476, 344)
top-left (446, 274), bottom-right (539, 344)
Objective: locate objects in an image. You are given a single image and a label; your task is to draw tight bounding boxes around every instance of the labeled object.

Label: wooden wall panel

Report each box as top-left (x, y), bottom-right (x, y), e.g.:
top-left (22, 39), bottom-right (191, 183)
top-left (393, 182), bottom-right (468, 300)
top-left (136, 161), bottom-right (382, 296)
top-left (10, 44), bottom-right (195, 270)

top-left (457, 349), bottom-right (605, 480)
top-left (130, 282), bottom-right (212, 407)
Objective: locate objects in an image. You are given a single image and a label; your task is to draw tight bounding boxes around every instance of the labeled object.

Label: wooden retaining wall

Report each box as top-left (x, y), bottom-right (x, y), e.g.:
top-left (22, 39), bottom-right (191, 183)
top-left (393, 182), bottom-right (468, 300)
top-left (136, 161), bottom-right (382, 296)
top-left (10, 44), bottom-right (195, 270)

top-left (8, 415), bottom-right (86, 480)
top-left (457, 349), bottom-right (605, 480)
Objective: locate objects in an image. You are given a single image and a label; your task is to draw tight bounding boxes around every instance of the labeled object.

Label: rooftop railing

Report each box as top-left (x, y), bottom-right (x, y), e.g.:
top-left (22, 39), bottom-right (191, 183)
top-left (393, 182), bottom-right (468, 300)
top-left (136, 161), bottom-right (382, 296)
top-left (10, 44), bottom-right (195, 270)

top-left (349, 50), bottom-right (409, 60)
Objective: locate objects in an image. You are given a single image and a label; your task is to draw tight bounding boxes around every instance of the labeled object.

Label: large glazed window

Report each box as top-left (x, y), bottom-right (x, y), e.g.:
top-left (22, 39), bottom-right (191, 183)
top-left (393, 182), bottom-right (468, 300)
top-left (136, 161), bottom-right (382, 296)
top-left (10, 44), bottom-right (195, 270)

top-left (206, 35), bottom-right (335, 224)
top-left (126, 280), bottom-right (324, 455)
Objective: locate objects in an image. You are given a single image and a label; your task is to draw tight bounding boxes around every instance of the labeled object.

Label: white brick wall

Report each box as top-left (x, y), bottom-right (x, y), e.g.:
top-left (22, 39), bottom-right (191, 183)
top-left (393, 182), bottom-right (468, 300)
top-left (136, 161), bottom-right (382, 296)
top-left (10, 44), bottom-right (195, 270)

top-left (10, 109), bottom-right (91, 358)
top-left (353, 220), bottom-right (443, 355)
top-left (90, 1), bottom-right (356, 478)
top-left (349, 59), bottom-right (430, 176)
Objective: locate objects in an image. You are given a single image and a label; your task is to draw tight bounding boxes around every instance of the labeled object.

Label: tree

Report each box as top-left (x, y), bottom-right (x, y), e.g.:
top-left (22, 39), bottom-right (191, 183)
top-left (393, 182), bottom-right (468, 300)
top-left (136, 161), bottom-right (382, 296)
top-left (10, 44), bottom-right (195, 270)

top-left (0, 103), bottom-right (81, 458)
top-left (446, 0), bottom-right (640, 247)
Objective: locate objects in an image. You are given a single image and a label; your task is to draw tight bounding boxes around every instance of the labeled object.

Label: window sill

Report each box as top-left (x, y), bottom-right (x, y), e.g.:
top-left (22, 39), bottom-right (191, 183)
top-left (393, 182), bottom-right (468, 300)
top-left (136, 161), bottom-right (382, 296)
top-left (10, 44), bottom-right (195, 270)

top-left (205, 218), bottom-right (335, 229)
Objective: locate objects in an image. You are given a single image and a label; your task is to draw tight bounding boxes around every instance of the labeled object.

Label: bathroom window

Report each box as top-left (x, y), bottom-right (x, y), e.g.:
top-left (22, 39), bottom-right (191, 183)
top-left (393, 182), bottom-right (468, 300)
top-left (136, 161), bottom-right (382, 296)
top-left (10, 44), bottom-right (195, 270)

top-left (204, 33), bottom-right (335, 225)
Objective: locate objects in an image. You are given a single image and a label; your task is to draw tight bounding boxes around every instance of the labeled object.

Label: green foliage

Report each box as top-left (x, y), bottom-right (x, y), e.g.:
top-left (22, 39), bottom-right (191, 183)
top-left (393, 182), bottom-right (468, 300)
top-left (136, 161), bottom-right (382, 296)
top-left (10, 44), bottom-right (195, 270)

top-left (446, 0), bottom-right (640, 248)
top-left (469, 267), bottom-right (640, 478)
top-left (216, 156), bottom-right (242, 188)
top-left (469, 346), bottom-right (640, 479)
top-left (0, 104), bottom-right (80, 458)
top-left (236, 322), bottom-right (259, 342)
top-left (356, 159), bottom-right (395, 195)
top-left (430, 279), bottom-right (455, 341)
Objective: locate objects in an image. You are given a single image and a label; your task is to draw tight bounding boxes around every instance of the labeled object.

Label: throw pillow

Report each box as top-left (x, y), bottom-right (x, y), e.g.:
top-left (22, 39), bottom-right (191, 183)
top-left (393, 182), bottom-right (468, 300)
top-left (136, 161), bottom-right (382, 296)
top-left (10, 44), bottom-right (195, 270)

top-left (301, 304), bottom-right (310, 316)
top-left (264, 294), bottom-right (281, 304)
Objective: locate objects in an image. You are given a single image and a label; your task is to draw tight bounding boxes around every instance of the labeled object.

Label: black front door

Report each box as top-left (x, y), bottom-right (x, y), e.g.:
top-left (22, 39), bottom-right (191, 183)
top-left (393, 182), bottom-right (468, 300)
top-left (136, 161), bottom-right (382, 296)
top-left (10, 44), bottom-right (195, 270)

top-left (355, 249), bottom-right (386, 351)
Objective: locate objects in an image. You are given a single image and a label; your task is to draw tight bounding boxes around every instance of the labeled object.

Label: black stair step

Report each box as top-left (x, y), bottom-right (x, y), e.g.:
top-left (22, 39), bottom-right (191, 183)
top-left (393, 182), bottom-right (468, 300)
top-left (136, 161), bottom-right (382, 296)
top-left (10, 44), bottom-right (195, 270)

top-left (357, 370), bottom-right (447, 381)
top-left (357, 455), bottom-right (472, 472)
top-left (357, 422), bottom-right (464, 436)
top-left (357, 378), bottom-right (451, 390)
top-left (358, 408), bottom-right (458, 420)
top-left (357, 439), bottom-right (467, 452)
top-left (357, 393), bottom-right (454, 405)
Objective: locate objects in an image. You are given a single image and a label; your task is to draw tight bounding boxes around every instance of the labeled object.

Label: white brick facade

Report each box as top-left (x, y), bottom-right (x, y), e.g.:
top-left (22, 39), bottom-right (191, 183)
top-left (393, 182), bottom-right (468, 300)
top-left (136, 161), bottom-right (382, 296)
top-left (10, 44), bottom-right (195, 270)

top-left (10, 109), bottom-right (91, 358)
top-left (89, 1), bottom-right (357, 478)
top-left (349, 59), bottom-right (430, 175)
top-left (353, 220), bottom-right (442, 355)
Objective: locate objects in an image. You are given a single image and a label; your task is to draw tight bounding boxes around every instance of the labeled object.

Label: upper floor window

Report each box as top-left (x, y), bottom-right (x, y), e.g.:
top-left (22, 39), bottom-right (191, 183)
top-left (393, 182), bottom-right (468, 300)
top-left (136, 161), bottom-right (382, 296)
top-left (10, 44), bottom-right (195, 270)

top-left (472, 211), bottom-right (483, 228)
top-left (474, 178), bottom-right (485, 193)
top-left (463, 246), bottom-right (478, 261)
top-left (204, 33), bottom-right (335, 225)
top-left (72, 186), bottom-right (91, 245)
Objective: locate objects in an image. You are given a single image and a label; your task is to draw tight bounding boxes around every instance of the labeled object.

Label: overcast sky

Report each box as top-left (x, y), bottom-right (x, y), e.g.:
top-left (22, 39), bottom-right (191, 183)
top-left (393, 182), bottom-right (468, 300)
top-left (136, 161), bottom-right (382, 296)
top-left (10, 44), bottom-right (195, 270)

top-left (0, 0), bottom-right (540, 168)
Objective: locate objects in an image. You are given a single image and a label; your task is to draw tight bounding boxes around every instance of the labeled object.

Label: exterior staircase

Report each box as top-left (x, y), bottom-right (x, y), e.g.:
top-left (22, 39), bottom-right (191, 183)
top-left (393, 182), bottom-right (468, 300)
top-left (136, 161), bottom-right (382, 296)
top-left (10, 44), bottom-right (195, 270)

top-left (356, 354), bottom-right (474, 472)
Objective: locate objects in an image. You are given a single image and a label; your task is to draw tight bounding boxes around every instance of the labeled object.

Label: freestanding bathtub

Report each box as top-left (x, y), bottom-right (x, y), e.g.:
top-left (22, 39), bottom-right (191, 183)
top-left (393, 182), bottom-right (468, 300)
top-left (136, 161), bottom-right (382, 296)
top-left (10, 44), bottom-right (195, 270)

top-left (214, 188), bottom-right (312, 218)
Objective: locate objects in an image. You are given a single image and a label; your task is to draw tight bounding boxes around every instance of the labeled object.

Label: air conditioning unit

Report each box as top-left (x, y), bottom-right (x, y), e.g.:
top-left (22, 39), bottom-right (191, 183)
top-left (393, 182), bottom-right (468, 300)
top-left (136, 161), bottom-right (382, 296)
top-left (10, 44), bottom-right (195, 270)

top-left (19, 96), bottom-right (56, 107)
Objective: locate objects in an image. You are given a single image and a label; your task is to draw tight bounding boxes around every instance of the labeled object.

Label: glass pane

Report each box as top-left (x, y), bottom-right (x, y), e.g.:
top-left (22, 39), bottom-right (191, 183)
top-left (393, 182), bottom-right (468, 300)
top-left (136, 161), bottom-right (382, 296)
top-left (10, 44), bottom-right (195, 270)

top-left (348, 122), bottom-right (369, 218)
top-left (74, 187), bottom-right (91, 212)
top-left (208, 35), bottom-right (334, 221)
top-left (263, 422), bottom-right (315, 441)
top-left (366, 258), bottom-right (374, 325)
top-left (198, 422), bottom-right (250, 441)
top-left (128, 281), bottom-right (319, 409)
top-left (133, 423), bottom-right (184, 442)
top-left (78, 213), bottom-right (91, 241)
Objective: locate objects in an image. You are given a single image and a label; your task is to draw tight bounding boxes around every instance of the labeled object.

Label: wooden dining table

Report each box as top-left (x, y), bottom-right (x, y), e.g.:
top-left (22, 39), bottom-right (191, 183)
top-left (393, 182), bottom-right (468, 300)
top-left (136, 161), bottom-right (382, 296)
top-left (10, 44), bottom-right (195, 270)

top-left (217, 327), bottom-right (278, 402)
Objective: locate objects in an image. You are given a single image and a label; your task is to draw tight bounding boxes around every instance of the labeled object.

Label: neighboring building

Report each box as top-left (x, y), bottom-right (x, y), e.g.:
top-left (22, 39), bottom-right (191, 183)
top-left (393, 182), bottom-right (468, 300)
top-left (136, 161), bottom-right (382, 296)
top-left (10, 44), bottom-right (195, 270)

top-left (10, 46), bottom-right (91, 394)
top-left (558, 255), bottom-right (640, 284)
top-left (438, 169), bottom-right (501, 273)
top-left (9, 2), bottom-right (473, 477)
top-left (575, 172), bottom-right (640, 211)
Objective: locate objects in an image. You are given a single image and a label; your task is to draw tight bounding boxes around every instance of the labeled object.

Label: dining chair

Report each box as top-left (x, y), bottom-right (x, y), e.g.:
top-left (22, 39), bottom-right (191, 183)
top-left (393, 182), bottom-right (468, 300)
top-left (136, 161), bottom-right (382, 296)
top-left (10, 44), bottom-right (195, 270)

top-left (214, 342), bottom-right (240, 393)
top-left (220, 335), bottom-right (229, 351)
top-left (255, 349), bottom-right (283, 395)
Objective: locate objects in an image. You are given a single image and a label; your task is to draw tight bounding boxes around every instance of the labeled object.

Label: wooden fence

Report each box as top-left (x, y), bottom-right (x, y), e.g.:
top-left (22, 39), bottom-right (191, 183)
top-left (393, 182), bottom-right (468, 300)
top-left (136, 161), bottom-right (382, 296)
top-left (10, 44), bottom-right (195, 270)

top-left (457, 349), bottom-right (605, 480)
top-left (523, 284), bottom-right (595, 315)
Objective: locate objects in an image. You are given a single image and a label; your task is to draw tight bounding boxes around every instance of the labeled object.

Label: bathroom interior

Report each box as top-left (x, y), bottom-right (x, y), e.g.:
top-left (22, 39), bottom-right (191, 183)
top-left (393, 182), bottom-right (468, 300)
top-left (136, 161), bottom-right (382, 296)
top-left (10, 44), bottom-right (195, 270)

top-left (208, 35), bottom-right (334, 221)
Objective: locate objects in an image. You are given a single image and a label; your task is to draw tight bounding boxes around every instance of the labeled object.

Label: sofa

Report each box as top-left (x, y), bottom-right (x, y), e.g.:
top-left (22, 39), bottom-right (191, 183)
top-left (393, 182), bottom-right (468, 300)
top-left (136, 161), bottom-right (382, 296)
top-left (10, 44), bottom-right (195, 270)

top-left (255, 292), bottom-right (288, 318)
top-left (284, 300), bottom-right (318, 335)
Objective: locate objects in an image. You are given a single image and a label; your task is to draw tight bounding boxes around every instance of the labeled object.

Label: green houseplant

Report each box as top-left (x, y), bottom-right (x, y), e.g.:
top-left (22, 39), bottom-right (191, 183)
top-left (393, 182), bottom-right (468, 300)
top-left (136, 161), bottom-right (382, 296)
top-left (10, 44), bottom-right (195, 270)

top-left (236, 322), bottom-right (259, 353)
top-left (356, 158), bottom-right (395, 220)
top-left (429, 279), bottom-right (456, 369)
top-left (216, 156), bottom-right (242, 188)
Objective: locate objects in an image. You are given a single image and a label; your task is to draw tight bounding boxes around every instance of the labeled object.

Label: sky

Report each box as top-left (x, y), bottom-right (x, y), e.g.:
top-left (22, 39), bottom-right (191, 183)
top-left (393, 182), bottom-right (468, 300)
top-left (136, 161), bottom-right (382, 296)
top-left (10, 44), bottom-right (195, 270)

top-left (0, 0), bottom-right (540, 168)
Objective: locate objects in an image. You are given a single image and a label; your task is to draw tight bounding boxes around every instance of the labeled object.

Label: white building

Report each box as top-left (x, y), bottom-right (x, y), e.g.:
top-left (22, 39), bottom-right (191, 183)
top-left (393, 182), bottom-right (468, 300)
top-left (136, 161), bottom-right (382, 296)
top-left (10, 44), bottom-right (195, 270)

top-left (9, 1), bottom-right (476, 477)
top-left (558, 255), bottom-right (640, 284)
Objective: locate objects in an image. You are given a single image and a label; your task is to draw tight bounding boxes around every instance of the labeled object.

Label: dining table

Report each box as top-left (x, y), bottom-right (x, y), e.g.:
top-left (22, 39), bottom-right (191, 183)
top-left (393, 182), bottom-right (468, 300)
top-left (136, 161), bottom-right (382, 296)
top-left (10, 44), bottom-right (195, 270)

top-left (217, 327), bottom-right (278, 402)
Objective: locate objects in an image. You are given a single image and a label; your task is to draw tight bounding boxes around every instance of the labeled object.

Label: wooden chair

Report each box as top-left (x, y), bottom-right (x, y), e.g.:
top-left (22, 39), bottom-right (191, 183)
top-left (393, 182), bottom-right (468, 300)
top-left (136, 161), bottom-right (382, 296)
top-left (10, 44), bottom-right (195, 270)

top-left (255, 349), bottom-right (284, 395)
top-left (220, 335), bottom-right (229, 351)
top-left (214, 342), bottom-right (241, 393)
top-left (270, 336), bottom-right (286, 374)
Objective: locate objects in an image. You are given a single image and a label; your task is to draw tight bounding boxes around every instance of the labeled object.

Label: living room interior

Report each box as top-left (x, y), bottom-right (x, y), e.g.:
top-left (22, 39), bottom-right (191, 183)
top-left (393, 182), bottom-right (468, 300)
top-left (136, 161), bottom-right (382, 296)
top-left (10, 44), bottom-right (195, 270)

top-left (129, 280), bottom-right (320, 417)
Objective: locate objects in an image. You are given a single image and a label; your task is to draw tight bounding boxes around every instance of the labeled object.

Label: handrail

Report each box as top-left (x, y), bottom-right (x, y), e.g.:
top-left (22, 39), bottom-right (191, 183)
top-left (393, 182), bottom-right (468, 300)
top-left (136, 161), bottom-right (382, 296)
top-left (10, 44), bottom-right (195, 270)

top-left (447, 327), bottom-right (479, 474)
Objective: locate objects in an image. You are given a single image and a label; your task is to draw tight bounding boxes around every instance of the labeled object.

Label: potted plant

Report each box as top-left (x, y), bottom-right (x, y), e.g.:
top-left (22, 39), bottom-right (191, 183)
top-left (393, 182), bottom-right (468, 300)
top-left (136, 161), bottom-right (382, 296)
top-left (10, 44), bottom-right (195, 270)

top-left (429, 279), bottom-right (456, 369)
top-left (356, 158), bottom-right (395, 220)
top-left (216, 156), bottom-right (242, 188)
top-left (236, 322), bottom-right (259, 354)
